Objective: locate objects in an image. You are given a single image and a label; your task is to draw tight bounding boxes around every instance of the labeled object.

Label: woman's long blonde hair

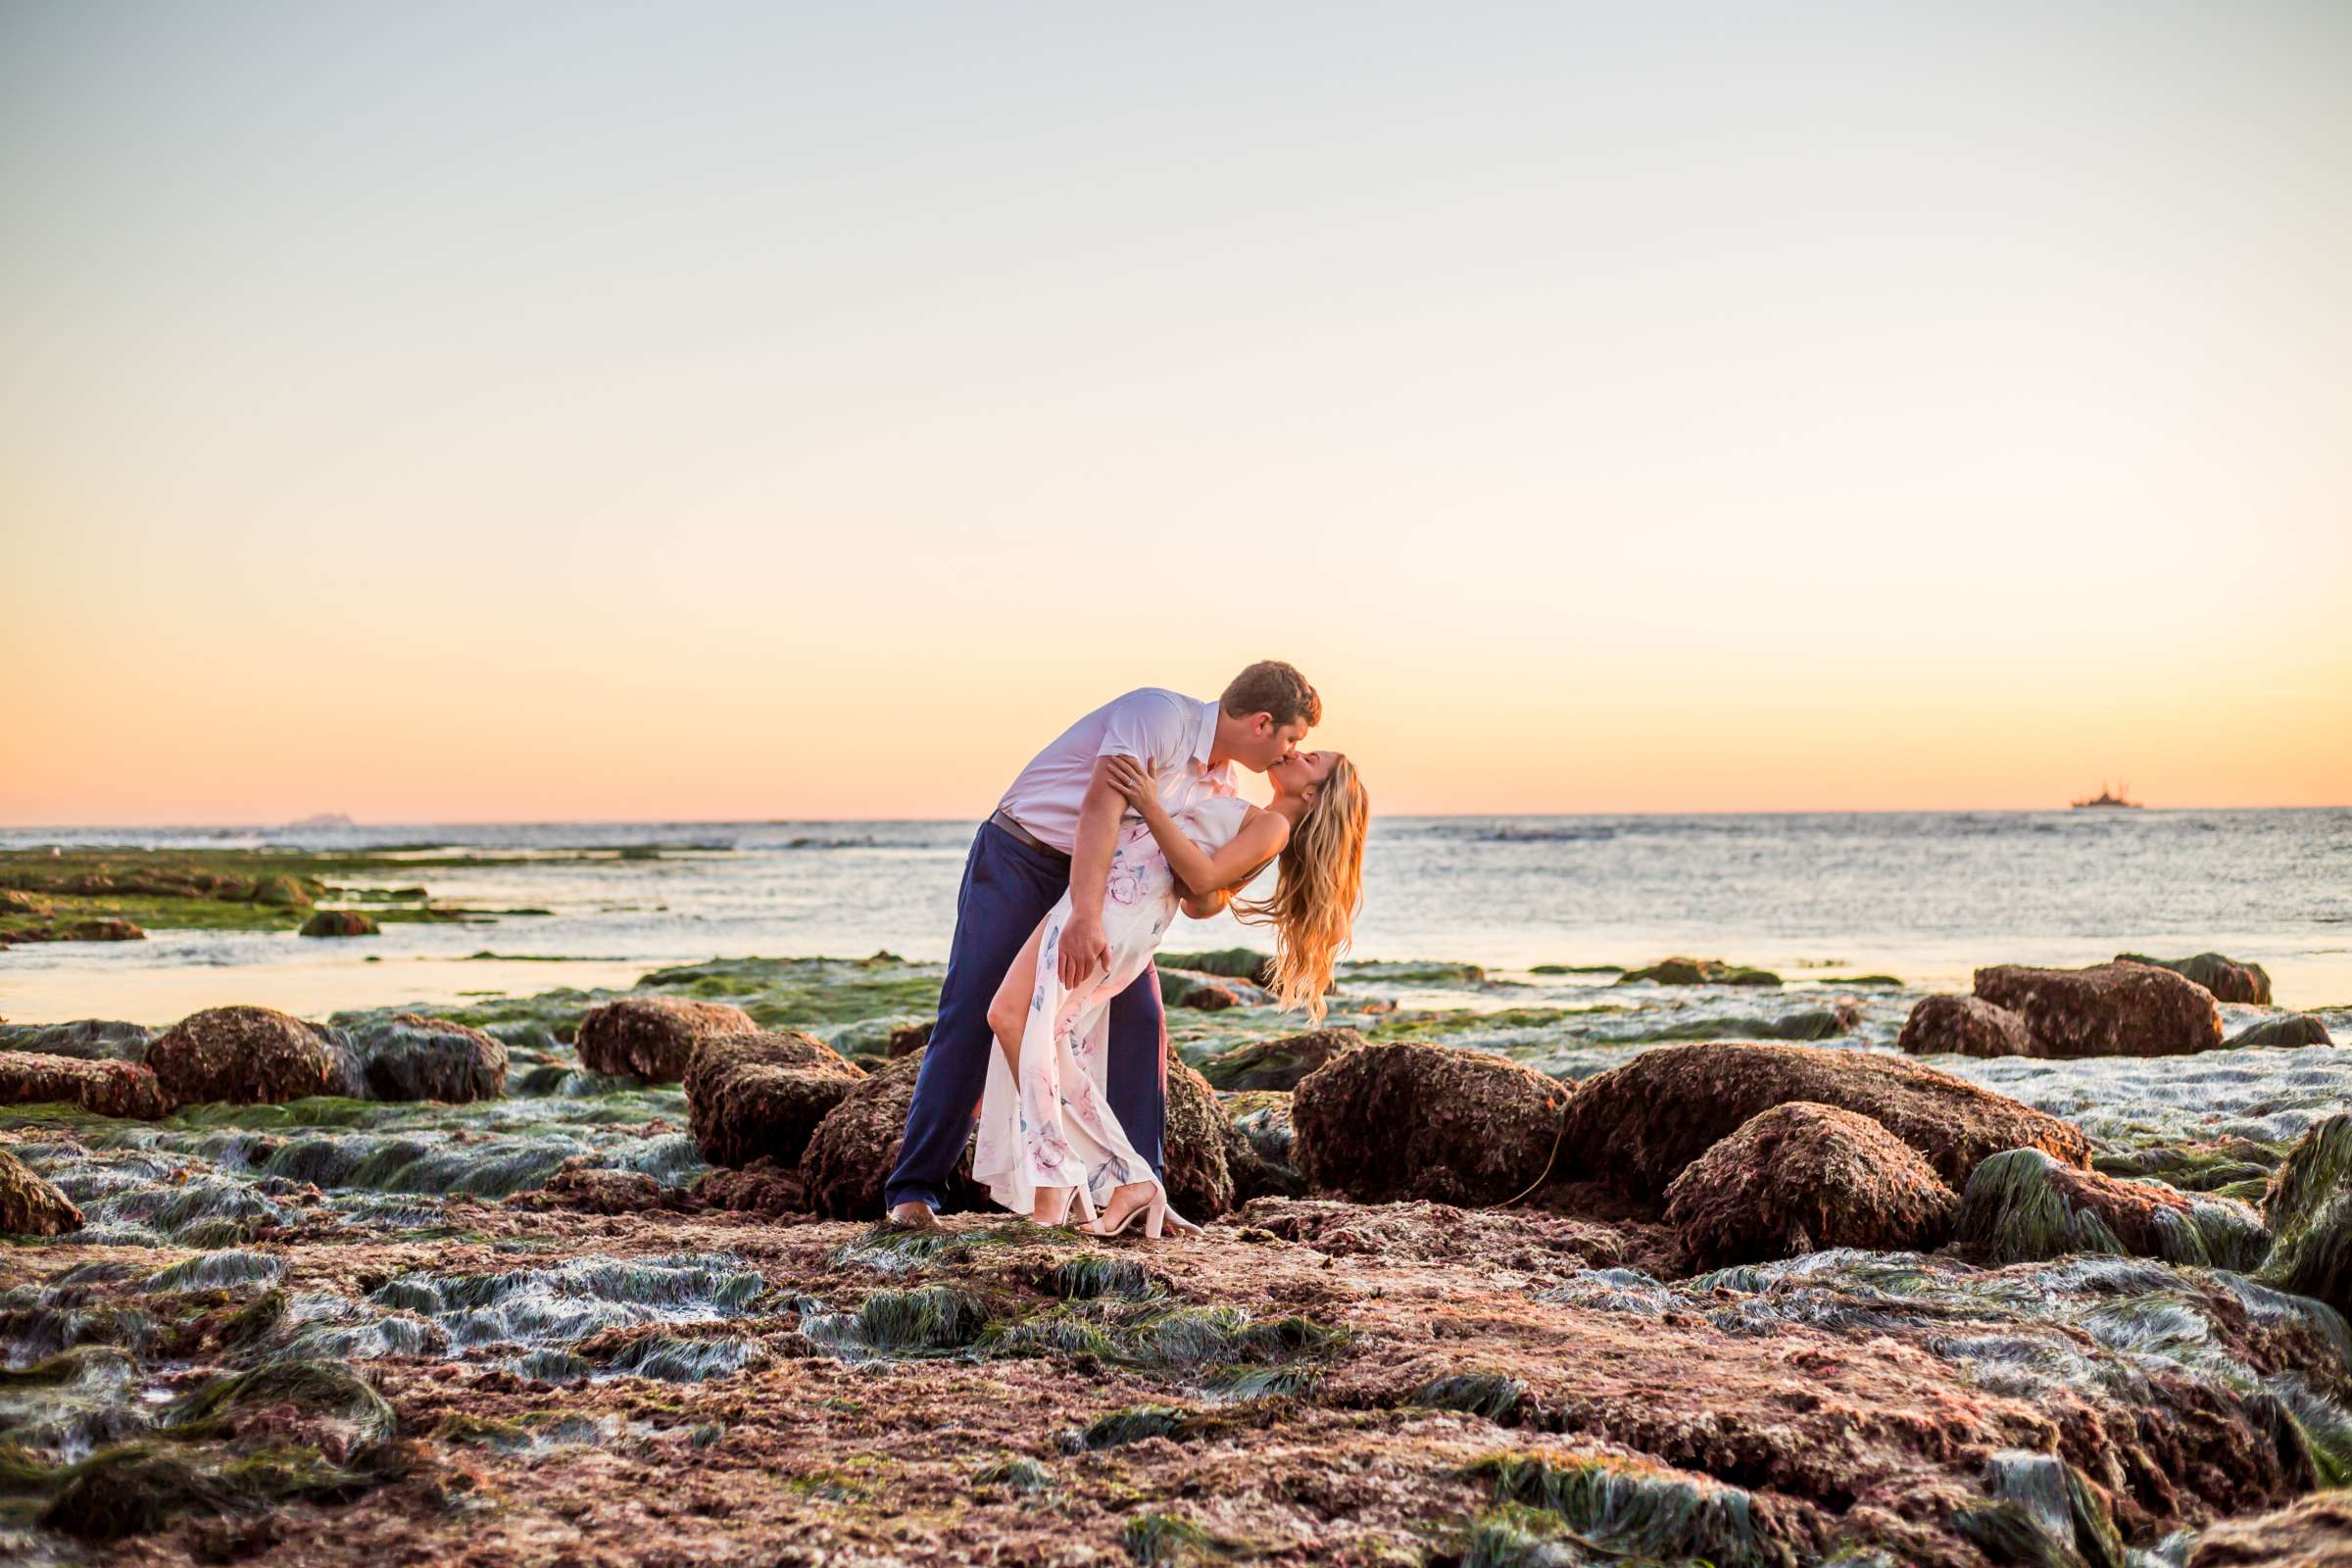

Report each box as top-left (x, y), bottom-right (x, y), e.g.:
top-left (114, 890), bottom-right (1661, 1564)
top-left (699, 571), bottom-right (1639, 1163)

top-left (1235, 757), bottom-right (1369, 1022)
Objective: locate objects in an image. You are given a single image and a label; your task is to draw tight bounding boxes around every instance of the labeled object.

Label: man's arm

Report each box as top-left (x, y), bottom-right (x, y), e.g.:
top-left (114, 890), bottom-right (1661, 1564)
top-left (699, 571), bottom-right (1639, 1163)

top-left (1056, 758), bottom-right (1125, 986)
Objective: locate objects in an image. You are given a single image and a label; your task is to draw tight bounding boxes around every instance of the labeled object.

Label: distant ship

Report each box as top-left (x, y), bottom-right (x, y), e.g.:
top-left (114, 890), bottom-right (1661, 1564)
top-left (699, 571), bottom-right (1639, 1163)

top-left (2070, 783), bottom-right (2143, 810)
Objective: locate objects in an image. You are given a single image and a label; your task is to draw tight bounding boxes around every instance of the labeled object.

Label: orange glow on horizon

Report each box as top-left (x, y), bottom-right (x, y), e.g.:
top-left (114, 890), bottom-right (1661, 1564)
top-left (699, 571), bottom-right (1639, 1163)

top-left (3, 4), bottom-right (2348, 823)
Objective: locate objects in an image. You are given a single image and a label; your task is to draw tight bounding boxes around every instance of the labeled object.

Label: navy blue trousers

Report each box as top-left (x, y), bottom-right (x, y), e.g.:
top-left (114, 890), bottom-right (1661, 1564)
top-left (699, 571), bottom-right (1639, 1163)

top-left (883, 820), bottom-right (1167, 1212)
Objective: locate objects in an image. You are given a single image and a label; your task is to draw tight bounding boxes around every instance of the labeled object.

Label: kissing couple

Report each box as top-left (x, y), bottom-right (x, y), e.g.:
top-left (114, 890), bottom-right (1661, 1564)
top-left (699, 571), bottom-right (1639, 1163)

top-left (882, 661), bottom-right (1371, 1240)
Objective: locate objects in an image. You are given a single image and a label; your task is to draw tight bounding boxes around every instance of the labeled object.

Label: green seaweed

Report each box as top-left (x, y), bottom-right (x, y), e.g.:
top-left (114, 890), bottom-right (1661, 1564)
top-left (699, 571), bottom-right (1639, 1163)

top-left (1463, 1448), bottom-right (1787, 1566)
top-left (972, 1454), bottom-right (1053, 1492)
top-left (167, 1361), bottom-right (397, 1451)
top-left (1052, 1253), bottom-right (1160, 1301)
top-left (1410, 1372), bottom-right (1527, 1422)
top-left (1070, 1403), bottom-right (1187, 1450)
top-left (2257, 1114), bottom-right (2352, 1314)
top-left (801, 1286), bottom-right (992, 1358)
top-left (1957, 1148), bottom-right (2268, 1270)
top-left (1123, 1510), bottom-right (1235, 1565)
top-left (974, 1306), bottom-right (1120, 1359)
top-left (1202, 1363), bottom-right (1321, 1400)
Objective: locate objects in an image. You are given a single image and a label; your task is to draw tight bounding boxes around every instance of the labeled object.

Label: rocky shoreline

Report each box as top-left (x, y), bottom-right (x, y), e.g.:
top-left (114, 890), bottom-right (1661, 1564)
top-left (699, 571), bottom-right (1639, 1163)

top-left (3, 950), bottom-right (2349, 1565)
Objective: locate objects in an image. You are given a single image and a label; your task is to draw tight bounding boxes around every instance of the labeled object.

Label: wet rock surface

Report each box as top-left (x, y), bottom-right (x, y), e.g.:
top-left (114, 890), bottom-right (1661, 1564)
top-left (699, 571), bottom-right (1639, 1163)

top-left (1955, 1146), bottom-right (2270, 1269)
top-left (2256, 1113), bottom-right (2352, 1320)
top-left (1197, 1026), bottom-right (1363, 1091)
top-left (2229, 1013), bottom-right (2334, 1050)
top-left (682, 1029), bottom-right (863, 1168)
top-left (146, 1005), bottom-right (346, 1106)
top-left (0, 1049), bottom-right (172, 1119)
top-left (1556, 1040), bottom-right (2093, 1198)
top-left (1292, 1039), bottom-right (1567, 1205)
top-left (1662, 1101), bottom-right (1961, 1269)
top-left (574, 996), bottom-right (757, 1083)
top-left (799, 1046), bottom-right (984, 1218)
top-left (2119, 951), bottom-right (2275, 1005)
top-left (333, 1012), bottom-right (509, 1102)
top-left (1899, 993), bottom-right (2036, 1057)
top-left (299, 908), bottom-right (380, 937)
top-left (1161, 1060), bottom-right (1237, 1220)
top-left (0, 1018), bottom-right (157, 1062)
top-left (3, 952), bottom-right (2350, 1564)
top-left (1976, 958), bottom-right (2228, 1058)
top-left (0, 1144), bottom-right (81, 1234)
top-left (1615, 956), bottom-right (1783, 987)
top-left (1160, 967), bottom-right (1275, 1011)
top-left (2185, 1489), bottom-right (2352, 1565)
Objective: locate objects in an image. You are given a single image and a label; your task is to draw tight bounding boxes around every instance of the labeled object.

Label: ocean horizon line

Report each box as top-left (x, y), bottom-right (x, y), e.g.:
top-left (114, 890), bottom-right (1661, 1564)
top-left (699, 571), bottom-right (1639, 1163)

top-left (3, 802), bottom-right (2347, 833)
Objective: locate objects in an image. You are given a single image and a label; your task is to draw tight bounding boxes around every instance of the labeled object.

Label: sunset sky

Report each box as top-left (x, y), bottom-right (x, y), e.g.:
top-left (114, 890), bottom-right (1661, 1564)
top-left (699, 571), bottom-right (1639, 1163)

top-left (3, 1), bottom-right (2347, 823)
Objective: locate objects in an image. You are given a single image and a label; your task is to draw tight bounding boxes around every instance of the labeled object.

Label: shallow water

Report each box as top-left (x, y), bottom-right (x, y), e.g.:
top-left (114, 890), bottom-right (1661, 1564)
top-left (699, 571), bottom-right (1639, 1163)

top-left (3, 807), bottom-right (2347, 1021)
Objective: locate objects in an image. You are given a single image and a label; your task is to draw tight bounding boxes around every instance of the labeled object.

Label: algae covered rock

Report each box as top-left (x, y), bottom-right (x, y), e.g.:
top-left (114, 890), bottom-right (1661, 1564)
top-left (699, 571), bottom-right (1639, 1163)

top-left (146, 1004), bottom-right (346, 1105)
top-left (1161, 1060), bottom-right (1236, 1220)
top-left (1662, 1102), bottom-right (1959, 1269)
top-left (0, 1050), bottom-right (172, 1119)
top-left (59, 918), bottom-right (146, 941)
top-left (1159, 968), bottom-right (1270, 1010)
top-left (575, 995), bottom-right (756, 1083)
top-left (887, 1019), bottom-right (934, 1058)
top-left (1955, 1146), bottom-right (2269, 1269)
top-left (1292, 1039), bottom-right (1567, 1205)
top-left (1159, 947), bottom-right (1277, 990)
top-left (1615, 956), bottom-right (1782, 987)
top-left (0, 1145), bottom-right (81, 1235)
top-left (684, 1028), bottom-right (864, 1168)
top-left (1197, 1027), bottom-right (1363, 1092)
top-left (298, 909), bottom-right (379, 938)
top-left (2117, 950), bottom-right (2272, 1005)
top-left (1973, 960), bottom-right (2225, 1058)
top-left (1556, 1042), bottom-right (2092, 1199)
top-left (2228, 1014), bottom-right (2334, 1051)
top-left (2185, 1489), bottom-right (2352, 1567)
top-left (248, 873), bottom-right (313, 907)
top-left (800, 1047), bottom-right (983, 1218)
top-left (1460, 1447), bottom-right (1796, 1568)
top-left (1223, 1091), bottom-right (1304, 1202)
top-left (0, 1018), bottom-right (156, 1062)
top-left (513, 1156), bottom-right (682, 1216)
top-left (2255, 1113), bottom-right (2352, 1318)
top-left (334, 1011), bottom-right (507, 1102)
top-left (1897, 994), bottom-right (2035, 1058)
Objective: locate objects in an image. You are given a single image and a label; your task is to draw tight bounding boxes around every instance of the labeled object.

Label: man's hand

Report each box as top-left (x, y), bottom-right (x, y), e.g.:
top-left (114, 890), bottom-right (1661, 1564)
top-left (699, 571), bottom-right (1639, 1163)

top-left (1058, 909), bottom-right (1109, 987)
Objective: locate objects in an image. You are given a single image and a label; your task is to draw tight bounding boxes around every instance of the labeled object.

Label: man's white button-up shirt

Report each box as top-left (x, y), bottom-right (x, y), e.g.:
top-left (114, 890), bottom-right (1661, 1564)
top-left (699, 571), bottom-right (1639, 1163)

top-left (996, 688), bottom-right (1239, 854)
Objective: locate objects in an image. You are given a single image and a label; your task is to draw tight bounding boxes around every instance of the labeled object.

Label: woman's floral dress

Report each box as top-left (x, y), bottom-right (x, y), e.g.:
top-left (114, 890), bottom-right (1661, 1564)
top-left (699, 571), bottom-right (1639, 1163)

top-left (973, 793), bottom-right (1253, 1220)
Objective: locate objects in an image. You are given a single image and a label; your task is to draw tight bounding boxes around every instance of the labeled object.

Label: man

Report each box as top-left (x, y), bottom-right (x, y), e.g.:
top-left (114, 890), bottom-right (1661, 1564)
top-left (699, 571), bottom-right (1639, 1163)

top-left (883, 661), bottom-right (1321, 1228)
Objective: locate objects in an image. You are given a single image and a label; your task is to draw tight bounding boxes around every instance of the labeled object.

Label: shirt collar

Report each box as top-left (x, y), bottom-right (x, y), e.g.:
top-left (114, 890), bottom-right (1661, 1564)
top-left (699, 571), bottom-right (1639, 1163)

top-left (1191, 700), bottom-right (1219, 771)
top-left (1192, 700), bottom-right (1241, 795)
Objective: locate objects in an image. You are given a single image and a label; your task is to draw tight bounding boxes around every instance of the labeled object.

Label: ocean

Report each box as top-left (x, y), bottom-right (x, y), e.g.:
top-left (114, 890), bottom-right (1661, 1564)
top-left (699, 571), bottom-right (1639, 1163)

top-left (2, 808), bottom-right (2345, 1023)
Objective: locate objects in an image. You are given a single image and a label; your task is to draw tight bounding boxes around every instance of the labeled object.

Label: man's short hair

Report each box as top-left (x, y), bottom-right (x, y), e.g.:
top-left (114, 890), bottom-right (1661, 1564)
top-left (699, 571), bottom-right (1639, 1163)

top-left (1221, 661), bottom-right (1321, 729)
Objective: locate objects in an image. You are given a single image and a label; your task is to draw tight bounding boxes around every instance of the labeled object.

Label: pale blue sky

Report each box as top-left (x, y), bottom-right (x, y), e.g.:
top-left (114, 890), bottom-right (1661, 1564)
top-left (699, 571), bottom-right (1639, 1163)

top-left (3, 2), bottom-right (2347, 819)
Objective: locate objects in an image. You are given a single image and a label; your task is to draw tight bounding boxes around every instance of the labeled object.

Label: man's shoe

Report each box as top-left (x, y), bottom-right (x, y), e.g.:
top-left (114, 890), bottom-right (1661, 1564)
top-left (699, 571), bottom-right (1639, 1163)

top-left (886, 1200), bottom-right (940, 1230)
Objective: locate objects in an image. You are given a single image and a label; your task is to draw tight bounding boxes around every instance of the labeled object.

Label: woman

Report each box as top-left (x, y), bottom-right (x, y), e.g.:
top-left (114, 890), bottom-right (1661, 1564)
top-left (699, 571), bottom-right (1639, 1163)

top-left (971, 749), bottom-right (1370, 1238)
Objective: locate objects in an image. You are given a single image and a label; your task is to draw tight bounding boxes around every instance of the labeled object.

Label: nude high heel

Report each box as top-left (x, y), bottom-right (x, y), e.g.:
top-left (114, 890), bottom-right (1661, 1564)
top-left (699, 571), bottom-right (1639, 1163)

top-left (1030, 1183), bottom-right (1101, 1229)
top-left (1078, 1185), bottom-right (1199, 1240)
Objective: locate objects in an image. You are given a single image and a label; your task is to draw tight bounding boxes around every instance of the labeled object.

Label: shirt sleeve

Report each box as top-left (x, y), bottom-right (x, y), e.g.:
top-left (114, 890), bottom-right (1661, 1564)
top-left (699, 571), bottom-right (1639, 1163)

top-left (1095, 690), bottom-right (1191, 766)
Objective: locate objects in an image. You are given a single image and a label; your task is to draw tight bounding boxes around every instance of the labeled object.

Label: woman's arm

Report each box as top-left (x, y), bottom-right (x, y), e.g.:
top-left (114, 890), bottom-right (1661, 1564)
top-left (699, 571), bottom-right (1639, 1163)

top-left (1103, 757), bottom-right (1287, 898)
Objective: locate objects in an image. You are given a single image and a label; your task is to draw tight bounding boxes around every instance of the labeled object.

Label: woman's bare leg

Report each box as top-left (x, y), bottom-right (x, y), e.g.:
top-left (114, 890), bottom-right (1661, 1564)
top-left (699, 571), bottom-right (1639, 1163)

top-left (985, 919), bottom-right (1077, 1224)
top-left (985, 919), bottom-right (1048, 1080)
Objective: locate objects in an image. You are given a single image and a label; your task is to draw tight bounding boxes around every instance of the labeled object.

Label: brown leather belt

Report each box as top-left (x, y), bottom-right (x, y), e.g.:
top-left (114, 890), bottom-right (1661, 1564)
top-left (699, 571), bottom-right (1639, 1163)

top-left (988, 808), bottom-right (1069, 864)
